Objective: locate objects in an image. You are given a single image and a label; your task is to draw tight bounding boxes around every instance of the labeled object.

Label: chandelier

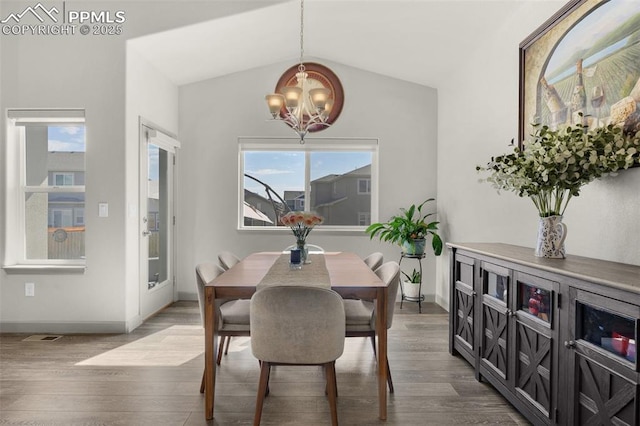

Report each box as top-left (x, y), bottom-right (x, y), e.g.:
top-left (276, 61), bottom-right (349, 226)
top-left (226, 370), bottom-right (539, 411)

top-left (265, 0), bottom-right (341, 143)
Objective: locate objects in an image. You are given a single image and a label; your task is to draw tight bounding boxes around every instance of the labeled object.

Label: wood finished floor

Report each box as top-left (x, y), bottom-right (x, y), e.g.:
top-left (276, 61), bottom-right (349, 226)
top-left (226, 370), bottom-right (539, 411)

top-left (0, 301), bottom-right (531, 425)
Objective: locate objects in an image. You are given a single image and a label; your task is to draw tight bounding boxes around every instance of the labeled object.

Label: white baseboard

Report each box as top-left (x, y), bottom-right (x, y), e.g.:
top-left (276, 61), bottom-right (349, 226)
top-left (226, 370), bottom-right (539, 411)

top-left (126, 315), bottom-right (143, 333)
top-left (434, 294), bottom-right (449, 312)
top-left (0, 321), bottom-right (127, 334)
top-left (178, 291), bottom-right (197, 301)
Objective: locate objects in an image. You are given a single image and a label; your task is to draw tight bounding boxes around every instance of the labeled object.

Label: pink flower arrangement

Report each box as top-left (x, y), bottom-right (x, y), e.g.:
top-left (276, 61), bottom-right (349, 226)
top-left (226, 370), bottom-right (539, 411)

top-left (281, 211), bottom-right (323, 243)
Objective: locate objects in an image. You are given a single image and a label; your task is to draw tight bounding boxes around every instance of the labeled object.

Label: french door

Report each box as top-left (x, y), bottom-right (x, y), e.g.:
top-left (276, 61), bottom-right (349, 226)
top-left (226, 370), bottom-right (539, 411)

top-left (139, 122), bottom-right (179, 319)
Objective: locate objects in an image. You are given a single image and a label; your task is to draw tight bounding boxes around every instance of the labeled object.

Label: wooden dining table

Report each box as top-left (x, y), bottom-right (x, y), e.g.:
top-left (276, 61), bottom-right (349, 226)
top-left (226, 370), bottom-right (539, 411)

top-left (203, 251), bottom-right (389, 420)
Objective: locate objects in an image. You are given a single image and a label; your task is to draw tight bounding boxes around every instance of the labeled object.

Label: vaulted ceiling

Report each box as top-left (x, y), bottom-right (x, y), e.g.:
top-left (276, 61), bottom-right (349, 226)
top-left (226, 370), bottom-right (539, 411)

top-left (130, 0), bottom-right (564, 88)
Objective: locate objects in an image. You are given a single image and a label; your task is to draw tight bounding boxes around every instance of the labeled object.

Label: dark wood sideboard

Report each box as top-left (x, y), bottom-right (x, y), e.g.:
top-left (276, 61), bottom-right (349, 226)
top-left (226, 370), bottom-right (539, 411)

top-left (448, 243), bottom-right (640, 426)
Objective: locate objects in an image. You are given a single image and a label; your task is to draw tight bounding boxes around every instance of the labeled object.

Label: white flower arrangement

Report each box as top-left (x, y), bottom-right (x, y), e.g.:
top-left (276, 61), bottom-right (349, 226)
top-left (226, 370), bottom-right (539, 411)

top-left (477, 122), bottom-right (640, 217)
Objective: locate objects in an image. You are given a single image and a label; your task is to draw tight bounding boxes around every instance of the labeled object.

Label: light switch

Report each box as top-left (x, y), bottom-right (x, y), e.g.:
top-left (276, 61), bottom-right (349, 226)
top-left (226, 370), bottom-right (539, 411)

top-left (99, 202), bottom-right (109, 217)
top-left (25, 282), bottom-right (35, 297)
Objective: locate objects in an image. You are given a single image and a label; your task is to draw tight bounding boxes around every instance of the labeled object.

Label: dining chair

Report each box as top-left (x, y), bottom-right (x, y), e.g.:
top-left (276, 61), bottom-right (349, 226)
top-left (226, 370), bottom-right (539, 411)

top-left (250, 285), bottom-right (345, 426)
top-left (217, 251), bottom-right (247, 358)
top-left (218, 251), bottom-right (241, 270)
top-left (343, 261), bottom-right (400, 393)
top-left (195, 262), bottom-right (251, 392)
top-left (363, 252), bottom-right (384, 271)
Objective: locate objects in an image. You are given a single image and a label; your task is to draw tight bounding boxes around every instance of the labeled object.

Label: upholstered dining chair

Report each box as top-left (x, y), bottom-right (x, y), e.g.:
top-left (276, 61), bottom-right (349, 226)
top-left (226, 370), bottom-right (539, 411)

top-left (250, 285), bottom-right (345, 426)
top-left (343, 261), bottom-right (400, 393)
top-left (218, 251), bottom-right (241, 270)
top-left (195, 262), bottom-right (251, 392)
top-left (216, 251), bottom-right (246, 358)
top-left (363, 252), bottom-right (384, 271)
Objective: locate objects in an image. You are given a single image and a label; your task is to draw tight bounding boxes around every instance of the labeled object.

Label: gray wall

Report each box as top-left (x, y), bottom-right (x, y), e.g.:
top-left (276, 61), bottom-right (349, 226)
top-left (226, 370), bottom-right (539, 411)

top-left (177, 58), bottom-right (438, 300)
top-left (2, 0), bottom-right (637, 333)
top-left (435, 1), bottom-right (640, 307)
top-left (0, 1), bottom-right (284, 333)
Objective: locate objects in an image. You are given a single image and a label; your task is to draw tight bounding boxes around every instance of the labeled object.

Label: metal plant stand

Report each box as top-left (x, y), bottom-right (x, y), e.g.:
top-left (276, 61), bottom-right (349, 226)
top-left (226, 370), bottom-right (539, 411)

top-left (399, 252), bottom-right (425, 313)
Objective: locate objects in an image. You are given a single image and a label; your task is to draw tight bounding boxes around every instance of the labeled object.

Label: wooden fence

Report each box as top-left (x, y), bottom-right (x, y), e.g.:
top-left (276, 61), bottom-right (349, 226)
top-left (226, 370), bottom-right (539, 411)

top-left (48, 228), bottom-right (160, 259)
top-left (48, 227), bottom-right (84, 259)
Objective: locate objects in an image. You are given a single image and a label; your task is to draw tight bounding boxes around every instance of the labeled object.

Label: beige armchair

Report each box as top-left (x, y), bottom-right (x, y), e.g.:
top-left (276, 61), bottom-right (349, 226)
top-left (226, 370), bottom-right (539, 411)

top-left (250, 285), bottom-right (345, 426)
top-left (363, 252), bottom-right (384, 271)
top-left (343, 261), bottom-right (400, 393)
top-left (195, 262), bottom-right (251, 392)
top-left (218, 251), bottom-right (241, 270)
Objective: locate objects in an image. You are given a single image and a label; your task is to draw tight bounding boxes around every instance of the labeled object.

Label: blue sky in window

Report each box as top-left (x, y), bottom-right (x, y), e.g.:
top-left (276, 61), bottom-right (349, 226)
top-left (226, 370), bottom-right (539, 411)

top-left (244, 151), bottom-right (371, 198)
top-left (48, 125), bottom-right (86, 152)
top-left (148, 145), bottom-right (160, 181)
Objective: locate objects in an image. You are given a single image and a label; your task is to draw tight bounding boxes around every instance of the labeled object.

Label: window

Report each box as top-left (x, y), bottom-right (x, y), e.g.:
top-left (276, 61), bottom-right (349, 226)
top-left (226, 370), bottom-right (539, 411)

top-left (239, 137), bottom-right (378, 229)
top-left (358, 178), bottom-right (371, 194)
top-left (6, 109), bottom-right (86, 264)
top-left (53, 173), bottom-right (74, 186)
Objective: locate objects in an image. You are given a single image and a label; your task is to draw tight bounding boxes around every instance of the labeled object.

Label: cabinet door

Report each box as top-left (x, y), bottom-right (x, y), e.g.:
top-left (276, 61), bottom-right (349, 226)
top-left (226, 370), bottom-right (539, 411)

top-left (567, 288), bottom-right (640, 426)
top-left (479, 262), bottom-right (510, 382)
top-left (450, 253), bottom-right (477, 366)
top-left (512, 272), bottom-right (558, 423)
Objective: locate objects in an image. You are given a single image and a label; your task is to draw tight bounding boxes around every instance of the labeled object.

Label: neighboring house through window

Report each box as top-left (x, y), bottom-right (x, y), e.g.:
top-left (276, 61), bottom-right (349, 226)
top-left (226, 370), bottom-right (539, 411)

top-left (358, 212), bottom-right (371, 226)
top-left (5, 109), bottom-right (86, 264)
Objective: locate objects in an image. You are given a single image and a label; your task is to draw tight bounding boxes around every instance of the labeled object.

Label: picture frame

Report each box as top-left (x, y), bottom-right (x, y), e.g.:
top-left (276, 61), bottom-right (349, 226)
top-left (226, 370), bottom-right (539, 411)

top-left (519, 0), bottom-right (640, 148)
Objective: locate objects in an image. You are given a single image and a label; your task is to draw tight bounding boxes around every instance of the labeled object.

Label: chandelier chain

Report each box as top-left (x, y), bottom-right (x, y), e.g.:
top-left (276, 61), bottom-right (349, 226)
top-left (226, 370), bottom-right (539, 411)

top-left (299, 0), bottom-right (305, 72)
top-left (265, 0), bottom-right (337, 143)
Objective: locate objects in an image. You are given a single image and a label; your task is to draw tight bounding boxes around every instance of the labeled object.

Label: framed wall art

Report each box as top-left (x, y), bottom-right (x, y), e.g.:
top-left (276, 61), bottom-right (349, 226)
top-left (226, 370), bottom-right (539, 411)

top-left (519, 0), bottom-right (640, 148)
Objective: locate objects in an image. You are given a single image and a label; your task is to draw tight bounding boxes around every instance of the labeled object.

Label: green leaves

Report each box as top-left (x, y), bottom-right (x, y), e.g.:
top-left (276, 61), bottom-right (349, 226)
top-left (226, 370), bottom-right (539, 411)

top-left (402, 268), bottom-right (421, 283)
top-left (477, 124), bottom-right (640, 216)
top-left (365, 199), bottom-right (443, 257)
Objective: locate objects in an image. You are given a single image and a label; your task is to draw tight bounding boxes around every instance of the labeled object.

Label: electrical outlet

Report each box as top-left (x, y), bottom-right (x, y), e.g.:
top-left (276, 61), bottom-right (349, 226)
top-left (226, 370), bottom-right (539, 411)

top-left (25, 282), bottom-right (35, 297)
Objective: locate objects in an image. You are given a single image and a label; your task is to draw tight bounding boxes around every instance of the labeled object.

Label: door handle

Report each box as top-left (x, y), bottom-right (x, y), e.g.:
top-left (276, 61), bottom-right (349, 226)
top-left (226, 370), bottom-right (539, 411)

top-left (564, 340), bottom-right (576, 349)
top-left (142, 230), bottom-right (151, 237)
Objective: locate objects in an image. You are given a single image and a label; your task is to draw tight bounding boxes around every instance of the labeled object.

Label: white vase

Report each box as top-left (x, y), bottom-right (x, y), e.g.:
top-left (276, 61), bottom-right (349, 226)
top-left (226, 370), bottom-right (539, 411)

top-left (403, 281), bottom-right (421, 299)
top-left (535, 215), bottom-right (567, 258)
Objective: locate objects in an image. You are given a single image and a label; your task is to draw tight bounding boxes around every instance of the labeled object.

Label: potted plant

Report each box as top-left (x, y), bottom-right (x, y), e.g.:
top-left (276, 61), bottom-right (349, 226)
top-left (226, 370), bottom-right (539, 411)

top-left (401, 268), bottom-right (421, 299)
top-left (365, 199), bottom-right (443, 256)
top-left (477, 122), bottom-right (640, 258)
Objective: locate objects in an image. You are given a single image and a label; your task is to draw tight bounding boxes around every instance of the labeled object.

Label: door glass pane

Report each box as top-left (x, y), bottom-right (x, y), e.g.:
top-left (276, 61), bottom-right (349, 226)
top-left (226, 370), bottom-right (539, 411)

top-left (485, 271), bottom-right (508, 303)
top-left (578, 302), bottom-right (636, 362)
top-left (148, 144), bottom-right (168, 288)
top-left (518, 282), bottom-right (551, 323)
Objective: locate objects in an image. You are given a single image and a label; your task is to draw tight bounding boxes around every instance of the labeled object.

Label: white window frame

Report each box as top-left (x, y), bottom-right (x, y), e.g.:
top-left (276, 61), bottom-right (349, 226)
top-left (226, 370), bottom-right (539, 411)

top-left (238, 137), bottom-right (379, 232)
top-left (4, 109), bottom-right (86, 268)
